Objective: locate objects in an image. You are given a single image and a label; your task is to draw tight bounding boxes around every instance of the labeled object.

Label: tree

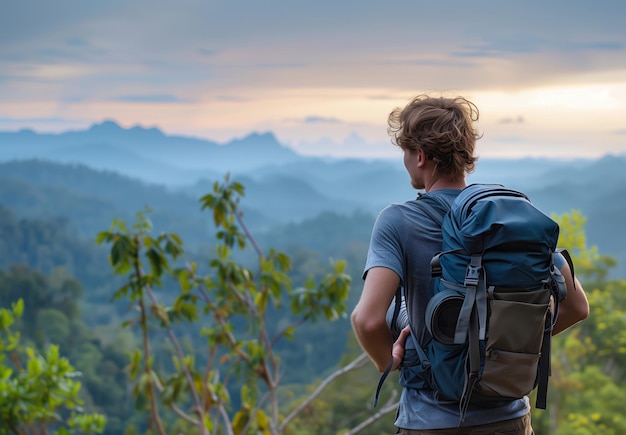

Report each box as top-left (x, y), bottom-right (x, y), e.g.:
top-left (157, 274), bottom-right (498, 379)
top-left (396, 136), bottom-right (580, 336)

top-left (97, 176), bottom-right (355, 434)
top-left (531, 210), bottom-right (626, 434)
top-left (0, 299), bottom-right (106, 434)
top-left (0, 264), bottom-right (129, 435)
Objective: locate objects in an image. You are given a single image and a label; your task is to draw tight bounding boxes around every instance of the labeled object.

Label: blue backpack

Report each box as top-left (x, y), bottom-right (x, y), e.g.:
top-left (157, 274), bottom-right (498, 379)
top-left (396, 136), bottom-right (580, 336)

top-left (375, 184), bottom-right (571, 424)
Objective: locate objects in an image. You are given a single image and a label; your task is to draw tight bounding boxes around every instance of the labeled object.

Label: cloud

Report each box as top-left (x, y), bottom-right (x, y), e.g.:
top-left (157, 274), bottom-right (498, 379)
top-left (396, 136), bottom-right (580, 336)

top-left (0, 116), bottom-right (86, 133)
top-left (381, 57), bottom-right (475, 68)
top-left (197, 48), bottom-right (217, 57)
top-left (0, 116), bottom-right (72, 124)
top-left (66, 37), bottom-right (88, 47)
top-left (293, 132), bottom-right (395, 158)
top-left (567, 41), bottom-right (625, 51)
top-left (114, 94), bottom-right (190, 103)
top-left (35, 48), bottom-right (82, 61)
top-left (499, 116), bottom-right (525, 124)
top-left (215, 95), bottom-right (250, 102)
top-left (452, 36), bottom-right (626, 63)
top-left (304, 116), bottom-right (342, 124)
top-left (455, 40), bottom-right (540, 58)
top-left (366, 94), bottom-right (398, 100)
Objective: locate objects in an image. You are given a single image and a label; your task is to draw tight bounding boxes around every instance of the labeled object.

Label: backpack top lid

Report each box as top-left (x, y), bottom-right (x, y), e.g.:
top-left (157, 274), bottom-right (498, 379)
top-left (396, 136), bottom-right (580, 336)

top-left (440, 184), bottom-right (560, 288)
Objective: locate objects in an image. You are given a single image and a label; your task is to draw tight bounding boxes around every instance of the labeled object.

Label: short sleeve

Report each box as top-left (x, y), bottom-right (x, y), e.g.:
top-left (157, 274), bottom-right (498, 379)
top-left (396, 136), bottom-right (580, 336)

top-left (362, 205), bottom-right (404, 283)
top-left (554, 252), bottom-right (566, 270)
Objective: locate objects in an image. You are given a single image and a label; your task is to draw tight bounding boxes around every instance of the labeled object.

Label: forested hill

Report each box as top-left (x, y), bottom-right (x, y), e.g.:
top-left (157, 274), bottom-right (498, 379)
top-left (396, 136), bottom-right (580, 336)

top-left (1, 154), bottom-right (625, 278)
top-left (0, 121), bottom-right (625, 276)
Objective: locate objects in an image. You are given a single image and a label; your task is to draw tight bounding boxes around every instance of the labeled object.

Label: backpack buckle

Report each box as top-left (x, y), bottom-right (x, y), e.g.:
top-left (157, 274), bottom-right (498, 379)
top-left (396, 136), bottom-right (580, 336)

top-left (430, 253), bottom-right (443, 277)
top-left (464, 265), bottom-right (480, 286)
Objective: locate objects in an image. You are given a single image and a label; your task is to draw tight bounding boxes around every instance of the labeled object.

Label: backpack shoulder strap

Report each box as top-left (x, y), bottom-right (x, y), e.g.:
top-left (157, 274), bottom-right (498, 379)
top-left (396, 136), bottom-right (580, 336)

top-left (536, 248), bottom-right (577, 409)
top-left (389, 193), bottom-right (450, 334)
top-left (415, 192), bottom-right (450, 227)
top-left (373, 193), bottom-right (451, 409)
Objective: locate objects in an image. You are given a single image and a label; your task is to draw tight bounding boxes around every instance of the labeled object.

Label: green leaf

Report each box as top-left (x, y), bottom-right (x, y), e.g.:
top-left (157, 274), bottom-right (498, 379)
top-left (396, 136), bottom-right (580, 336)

top-left (95, 231), bottom-right (111, 245)
top-left (254, 291), bottom-right (268, 314)
top-left (232, 409), bottom-right (250, 434)
top-left (177, 268), bottom-right (191, 292)
top-left (111, 235), bottom-right (133, 266)
top-left (12, 299), bottom-right (24, 318)
top-left (165, 238), bottom-right (183, 259)
top-left (146, 247), bottom-right (165, 276)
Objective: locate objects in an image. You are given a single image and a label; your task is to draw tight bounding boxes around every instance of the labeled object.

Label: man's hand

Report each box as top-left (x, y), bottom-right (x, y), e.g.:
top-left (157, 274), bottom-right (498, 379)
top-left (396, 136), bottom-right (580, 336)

top-left (391, 326), bottom-right (411, 371)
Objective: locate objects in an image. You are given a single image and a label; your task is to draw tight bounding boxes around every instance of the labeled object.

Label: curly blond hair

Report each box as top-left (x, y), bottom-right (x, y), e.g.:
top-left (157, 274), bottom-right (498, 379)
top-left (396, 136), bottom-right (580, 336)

top-left (388, 95), bottom-right (480, 181)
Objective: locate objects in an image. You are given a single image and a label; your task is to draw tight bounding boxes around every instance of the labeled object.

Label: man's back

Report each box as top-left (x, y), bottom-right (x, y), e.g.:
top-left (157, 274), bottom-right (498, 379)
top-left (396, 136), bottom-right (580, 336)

top-left (364, 189), bottom-right (529, 429)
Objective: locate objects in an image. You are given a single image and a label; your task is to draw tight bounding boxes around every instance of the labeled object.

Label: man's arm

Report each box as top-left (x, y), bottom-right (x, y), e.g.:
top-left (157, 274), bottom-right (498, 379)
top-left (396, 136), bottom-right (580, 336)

top-left (553, 261), bottom-right (589, 335)
top-left (351, 266), bottom-right (401, 372)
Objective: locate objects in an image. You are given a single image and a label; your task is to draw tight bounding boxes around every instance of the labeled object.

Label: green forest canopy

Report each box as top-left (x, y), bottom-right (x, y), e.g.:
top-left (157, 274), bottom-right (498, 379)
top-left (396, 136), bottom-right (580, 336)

top-left (1, 176), bottom-right (625, 434)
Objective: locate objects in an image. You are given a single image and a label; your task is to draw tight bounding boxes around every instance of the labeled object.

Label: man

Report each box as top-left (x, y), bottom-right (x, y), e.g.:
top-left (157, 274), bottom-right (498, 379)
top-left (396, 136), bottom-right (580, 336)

top-left (351, 94), bottom-right (589, 434)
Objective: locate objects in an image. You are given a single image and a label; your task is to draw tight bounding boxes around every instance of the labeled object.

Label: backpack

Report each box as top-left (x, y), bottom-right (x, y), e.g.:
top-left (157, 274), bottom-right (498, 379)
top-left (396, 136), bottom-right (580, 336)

top-left (374, 183), bottom-right (571, 425)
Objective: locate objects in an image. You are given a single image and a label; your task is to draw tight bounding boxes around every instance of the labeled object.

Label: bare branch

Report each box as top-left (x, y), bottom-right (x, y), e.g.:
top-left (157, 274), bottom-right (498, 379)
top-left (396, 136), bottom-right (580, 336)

top-left (344, 396), bottom-right (399, 435)
top-left (270, 317), bottom-right (307, 346)
top-left (133, 263), bottom-right (166, 435)
top-left (218, 404), bottom-right (234, 435)
top-left (171, 404), bottom-right (201, 426)
top-left (192, 269), bottom-right (253, 363)
top-left (235, 209), bottom-right (263, 259)
top-left (278, 352), bottom-right (370, 431)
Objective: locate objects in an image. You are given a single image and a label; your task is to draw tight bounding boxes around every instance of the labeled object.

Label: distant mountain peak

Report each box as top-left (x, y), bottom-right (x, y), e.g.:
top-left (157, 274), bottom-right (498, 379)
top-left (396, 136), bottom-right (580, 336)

top-left (229, 131), bottom-right (288, 150)
top-left (343, 131), bottom-right (366, 145)
top-left (238, 131), bottom-right (279, 143)
top-left (87, 120), bottom-right (165, 138)
top-left (130, 125), bottom-right (162, 134)
top-left (88, 119), bottom-right (124, 133)
top-left (0, 121), bottom-right (301, 176)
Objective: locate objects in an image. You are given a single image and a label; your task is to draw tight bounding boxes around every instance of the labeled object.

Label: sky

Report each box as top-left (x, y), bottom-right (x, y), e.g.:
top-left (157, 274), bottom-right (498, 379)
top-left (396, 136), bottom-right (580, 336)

top-left (1, 0), bottom-right (626, 159)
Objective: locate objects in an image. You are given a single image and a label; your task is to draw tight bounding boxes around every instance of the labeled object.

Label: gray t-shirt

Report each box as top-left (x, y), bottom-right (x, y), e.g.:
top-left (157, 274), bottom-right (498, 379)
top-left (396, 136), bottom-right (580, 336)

top-left (363, 189), bottom-right (530, 430)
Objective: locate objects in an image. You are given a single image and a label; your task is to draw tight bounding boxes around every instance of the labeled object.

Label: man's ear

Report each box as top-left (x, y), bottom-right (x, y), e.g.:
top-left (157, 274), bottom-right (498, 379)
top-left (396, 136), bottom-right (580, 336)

top-left (416, 149), bottom-right (427, 167)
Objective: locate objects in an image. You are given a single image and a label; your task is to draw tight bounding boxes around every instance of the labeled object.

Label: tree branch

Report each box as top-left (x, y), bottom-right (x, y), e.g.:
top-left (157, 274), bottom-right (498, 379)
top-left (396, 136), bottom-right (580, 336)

top-left (143, 285), bottom-right (208, 435)
top-left (152, 372), bottom-right (202, 427)
top-left (134, 236), bottom-right (206, 435)
top-left (271, 317), bottom-right (307, 347)
top-left (278, 352), bottom-right (370, 431)
top-left (235, 209), bottom-right (263, 259)
top-left (218, 404), bottom-right (234, 435)
top-left (135, 275), bottom-right (166, 435)
top-left (171, 404), bottom-right (201, 426)
top-left (344, 395), bottom-right (399, 435)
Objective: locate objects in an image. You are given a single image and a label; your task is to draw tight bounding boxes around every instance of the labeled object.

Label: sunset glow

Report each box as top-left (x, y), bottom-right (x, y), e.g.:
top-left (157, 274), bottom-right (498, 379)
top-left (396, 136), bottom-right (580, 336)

top-left (1, 1), bottom-right (625, 159)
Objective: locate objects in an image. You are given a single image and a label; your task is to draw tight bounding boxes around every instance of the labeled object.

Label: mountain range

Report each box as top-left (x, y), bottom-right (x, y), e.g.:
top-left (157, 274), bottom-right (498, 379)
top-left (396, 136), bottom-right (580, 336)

top-left (0, 121), bottom-right (624, 278)
top-left (0, 120), bottom-right (301, 185)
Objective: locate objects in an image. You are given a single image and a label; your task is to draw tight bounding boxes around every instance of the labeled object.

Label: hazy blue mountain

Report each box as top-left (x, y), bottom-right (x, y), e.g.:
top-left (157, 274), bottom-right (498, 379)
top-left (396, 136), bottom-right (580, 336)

top-left (0, 120), bottom-right (594, 193)
top-left (1, 122), bottom-right (625, 277)
top-left (467, 156), bottom-right (590, 189)
top-left (0, 121), bottom-right (302, 185)
top-left (188, 173), bottom-right (363, 226)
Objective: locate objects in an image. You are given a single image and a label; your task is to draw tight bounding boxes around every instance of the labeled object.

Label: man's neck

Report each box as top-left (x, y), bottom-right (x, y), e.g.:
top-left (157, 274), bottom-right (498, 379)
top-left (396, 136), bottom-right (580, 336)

top-left (425, 177), bottom-right (466, 192)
